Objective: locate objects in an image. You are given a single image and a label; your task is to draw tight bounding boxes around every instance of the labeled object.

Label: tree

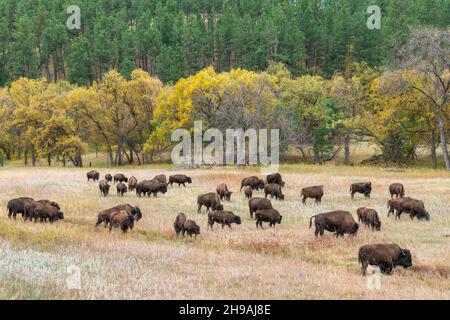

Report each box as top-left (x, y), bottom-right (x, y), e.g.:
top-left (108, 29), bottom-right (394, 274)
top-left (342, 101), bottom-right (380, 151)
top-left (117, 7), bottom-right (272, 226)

top-left (67, 36), bottom-right (92, 86)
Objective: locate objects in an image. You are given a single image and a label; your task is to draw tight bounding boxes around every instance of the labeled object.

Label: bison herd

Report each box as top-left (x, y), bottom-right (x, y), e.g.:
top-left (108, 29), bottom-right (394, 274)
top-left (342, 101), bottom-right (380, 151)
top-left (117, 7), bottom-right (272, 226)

top-left (6, 170), bottom-right (432, 277)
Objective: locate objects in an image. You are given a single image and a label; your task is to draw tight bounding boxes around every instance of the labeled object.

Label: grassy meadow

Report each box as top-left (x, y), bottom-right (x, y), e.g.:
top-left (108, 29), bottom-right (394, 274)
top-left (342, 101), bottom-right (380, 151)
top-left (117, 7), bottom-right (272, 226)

top-left (0, 163), bottom-right (449, 299)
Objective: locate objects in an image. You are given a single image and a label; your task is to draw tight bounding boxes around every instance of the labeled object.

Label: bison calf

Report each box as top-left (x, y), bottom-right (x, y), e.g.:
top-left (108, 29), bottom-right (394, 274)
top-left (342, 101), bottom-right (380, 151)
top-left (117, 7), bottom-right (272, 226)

top-left (357, 207), bottom-right (381, 231)
top-left (310, 210), bottom-right (359, 237)
top-left (358, 244), bottom-right (412, 275)
top-left (216, 183), bottom-right (232, 201)
top-left (255, 209), bottom-right (282, 229)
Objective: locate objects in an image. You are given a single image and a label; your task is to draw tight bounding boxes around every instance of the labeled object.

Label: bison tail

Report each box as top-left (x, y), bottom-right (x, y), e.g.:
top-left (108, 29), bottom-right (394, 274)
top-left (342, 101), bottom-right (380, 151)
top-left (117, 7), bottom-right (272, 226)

top-left (309, 215), bottom-right (317, 229)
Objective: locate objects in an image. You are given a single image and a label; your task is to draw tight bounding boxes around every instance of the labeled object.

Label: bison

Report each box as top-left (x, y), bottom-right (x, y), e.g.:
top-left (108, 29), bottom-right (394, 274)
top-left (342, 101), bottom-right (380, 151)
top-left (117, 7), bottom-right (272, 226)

top-left (248, 197), bottom-right (273, 219)
top-left (243, 186), bottom-right (253, 199)
top-left (96, 204), bottom-right (142, 227)
top-left (358, 244), bottom-right (412, 275)
top-left (109, 210), bottom-right (135, 233)
top-left (350, 182), bottom-right (372, 199)
top-left (114, 173), bottom-right (128, 184)
top-left (197, 192), bottom-right (223, 213)
top-left (128, 176), bottom-right (138, 190)
top-left (240, 176), bottom-right (265, 191)
top-left (182, 220), bottom-right (200, 237)
top-left (394, 198), bottom-right (429, 221)
top-left (309, 210), bottom-right (359, 237)
top-left (389, 183), bottom-right (405, 198)
top-left (168, 174), bottom-right (192, 187)
top-left (33, 205), bottom-right (64, 223)
top-left (136, 180), bottom-right (167, 197)
top-left (301, 185), bottom-right (324, 204)
top-left (264, 183), bottom-right (284, 200)
top-left (116, 182), bottom-right (127, 196)
top-left (174, 212), bottom-right (187, 236)
top-left (357, 207), bottom-right (381, 231)
top-left (99, 180), bottom-right (110, 196)
top-left (255, 209), bottom-right (283, 229)
top-left (208, 211), bottom-right (241, 229)
top-left (7, 197), bottom-right (34, 219)
top-left (87, 170), bottom-right (100, 181)
top-left (23, 200), bottom-right (60, 222)
top-left (266, 173), bottom-right (285, 187)
top-left (216, 183), bottom-right (232, 201)
top-left (105, 174), bottom-right (113, 183)
top-left (153, 174), bottom-right (168, 185)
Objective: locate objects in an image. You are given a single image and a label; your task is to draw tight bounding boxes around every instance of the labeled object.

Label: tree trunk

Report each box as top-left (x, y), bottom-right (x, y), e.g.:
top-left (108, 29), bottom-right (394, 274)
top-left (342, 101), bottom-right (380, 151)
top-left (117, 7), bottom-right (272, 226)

top-left (430, 129), bottom-right (437, 169)
top-left (31, 148), bottom-right (36, 166)
top-left (438, 115), bottom-right (450, 170)
top-left (344, 133), bottom-right (350, 164)
top-left (24, 147), bottom-right (28, 166)
top-left (48, 154), bottom-right (51, 166)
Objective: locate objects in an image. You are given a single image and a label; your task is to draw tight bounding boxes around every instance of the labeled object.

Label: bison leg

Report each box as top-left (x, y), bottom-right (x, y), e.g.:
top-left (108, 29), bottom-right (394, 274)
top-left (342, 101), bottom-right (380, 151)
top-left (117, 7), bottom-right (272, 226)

top-left (197, 204), bottom-right (202, 213)
top-left (221, 222), bottom-right (225, 229)
top-left (351, 192), bottom-right (355, 199)
top-left (361, 261), bottom-right (369, 276)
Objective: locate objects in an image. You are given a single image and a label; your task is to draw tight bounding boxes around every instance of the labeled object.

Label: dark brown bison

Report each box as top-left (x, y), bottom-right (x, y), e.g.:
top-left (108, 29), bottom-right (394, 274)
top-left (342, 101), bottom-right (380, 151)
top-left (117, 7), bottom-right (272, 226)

top-left (7, 197), bottom-right (34, 219)
top-left (23, 200), bottom-right (60, 222)
top-left (266, 173), bottom-right (285, 187)
top-left (33, 205), bottom-right (64, 223)
top-left (174, 212), bottom-right (187, 236)
top-left (208, 211), bottom-right (241, 229)
top-left (105, 174), bottom-right (112, 183)
top-left (357, 207), bottom-right (381, 231)
top-left (389, 183), bottom-right (405, 198)
top-left (216, 183), bottom-right (232, 201)
top-left (264, 183), bottom-right (284, 200)
top-left (255, 209), bottom-right (283, 229)
top-left (182, 220), bottom-right (200, 237)
top-left (358, 244), bottom-right (412, 275)
top-left (116, 182), bottom-right (127, 196)
top-left (136, 180), bottom-right (167, 197)
top-left (96, 204), bottom-right (142, 227)
top-left (243, 186), bottom-right (253, 199)
top-left (350, 182), bottom-right (372, 199)
top-left (128, 176), bottom-right (138, 190)
top-left (87, 170), bottom-right (100, 181)
top-left (99, 180), bottom-right (110, 197)
top-left (393, 198), bottom-right (429, 221)
top-left (153, 174), bottom-right (168, 185)
top-left (240, 176), bottom-right (265, 191)
top-left (248, 197), bottom-right (273, 218)
top-left (197, 192), bottom-right (223, 213)
top-left (309, 210), bottom-right (359, 237)
top-left (109, 210), bottom-right (135, 233)
top-left (168, 174), bottom-right (192, 187)
top-left (114, 173), bottom-right (128, 184)
top-left (301, 185), bottom-right (324, 204)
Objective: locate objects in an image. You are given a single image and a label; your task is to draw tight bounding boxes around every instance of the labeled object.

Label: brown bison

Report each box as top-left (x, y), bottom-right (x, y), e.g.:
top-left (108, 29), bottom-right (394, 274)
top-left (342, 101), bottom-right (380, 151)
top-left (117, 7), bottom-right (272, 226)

top-left (96, 204), bottom-right (142, 227)
top-left (358, 244), bottom-right (412, 275)
top-left (357, 207), bottom-right (381, 231)
top-left (136, 180), bottom-right (167, 197)
top-left (182, 220), bottom-right (200, 237)
top-left (7, 197), bottom-right (34, 219)
top-left (240, 176), bottom-right (265, 191)
top-left (99, 180), bottom-right (110, 196)
top-left (264, 183), bottom-right (284, 200)
top-left (208, 211), bottom-right (241, 229)
top-left (105, 174), bottom-right (113, 183)
top-left (24, 200), bottom-right (60, 222)
top-left (216, 183), bottom-right (232, 201)
top-left (114, 173), bottom-right (128, 184)
top-left (33, 205), bottom-right (64, 223)
top-left (168, 174), bottom-right (192, 187)
top-left (248, 197), bottom-right (273, 218)
top-left (173, 212), bottom-right (187, 236)
top-left (87, 170), bottom-right (100, 181)
top-left (309, 210), bottom-right (359, 237)
top-left (255, 209), bottom-right (283, 229)
top-left (243, 186), bottom-right (253, 199)
top-left (128, 176), bottom-right (138, 190)
top-left (266, 173), bottom-right (285, 187)
top-left (389, 183), bottom-right (405, 198)
top-left (197, 192), bottom-right (223, 213)
top-left (116, 182), bottom-right (127, 196)
top-left (394, 198), bottom-right (429, 221)
top-left (301, 185), bottom-right (324, 204)
top-left (109, 210), bottom-right (135, 233)
top-left (350, 182), bottom-right (372, 199)
top-left (153, 174), bottom-right (168, 185)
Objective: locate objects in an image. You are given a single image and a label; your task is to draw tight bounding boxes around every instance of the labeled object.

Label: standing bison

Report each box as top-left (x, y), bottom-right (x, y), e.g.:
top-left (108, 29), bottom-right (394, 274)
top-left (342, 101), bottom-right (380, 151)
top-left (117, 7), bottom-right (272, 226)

top-left (109, 210), bottom-right (135, 233)
top-left (33, 205), bottom-right (64, 223)
top-left (208, 211), bottom-right (241, 229)
top-left (264, 183), bottom-right (284, 200)
top-left (216, 183), bottom-right (232, 201)
top-left (168, 174), bottom-right (192, 187)
top-left (105, 174), bottom-right (113, 183)
top-left (389, 183), bottom-right (405, 198)
top-left (116, 182), bottom-right (127, 196)
top-left (153, 174), bottom-right (168, 185)
top-left (248, 197), bottom-right (273, 218)
top-left (136, 180), bottom-right (167, 197)
top-left (243, 186), bottom-right (253, 199)
top-left (99, 180), bottom-right (110, 197)
top-left (240, 176), bottom-right (265, 191)
top-left (7, 197), bottom-right (34, 219)
top-left (197, 193), bottom-right (223, 213)
top-left (24, 200), bottom-right (60, 222)
top-left (358, 244), bottom-right (412, 275)
top-left (96, 204), bottom-right (142, 227)
top-left (266, 173), bottom-right (285, 187)
top-left (128, 176), bottom-right (138, 190)
top-left (357, 207), bottom-right (381, 231)
top-left (301, 185), bottom-right (324, 204)
top-left (350, 182), bottom-right (372, 199)
top-left (87, 170), bottom-right (100, 181)
top-left (114, 173), bottom-right (128, 184)
top-left (309, 210), bottom-right (359, 237)
top-left (392, 198), bottom-right (429, 221)
top-left (182, 220), bottom-right (200, 237)
top-left (174, 212), bottom-right (187, 236)
top-left (255, 209), bottom-right (283, 229)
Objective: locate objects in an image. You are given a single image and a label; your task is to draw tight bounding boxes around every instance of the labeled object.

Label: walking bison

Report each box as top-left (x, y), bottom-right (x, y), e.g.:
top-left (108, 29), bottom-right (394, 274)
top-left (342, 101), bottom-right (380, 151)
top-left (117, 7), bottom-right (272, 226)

top-left (168, 174), bottom-right (192, 187)
top-left (350, 182), bottom-right (372, 199)
top-left (240, 176), bottom-right (265, 191)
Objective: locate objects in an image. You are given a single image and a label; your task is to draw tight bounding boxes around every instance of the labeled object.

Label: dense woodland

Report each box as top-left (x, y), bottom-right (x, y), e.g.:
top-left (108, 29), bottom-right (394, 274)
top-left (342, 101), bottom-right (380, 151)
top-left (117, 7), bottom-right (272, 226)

top-left (0, 0), bottom-right (449, 169)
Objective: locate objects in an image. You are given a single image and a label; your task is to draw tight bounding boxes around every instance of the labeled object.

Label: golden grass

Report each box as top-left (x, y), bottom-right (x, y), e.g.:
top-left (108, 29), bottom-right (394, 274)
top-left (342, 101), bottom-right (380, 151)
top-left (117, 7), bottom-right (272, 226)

top-left (0, 164), bottom-right (449, 299)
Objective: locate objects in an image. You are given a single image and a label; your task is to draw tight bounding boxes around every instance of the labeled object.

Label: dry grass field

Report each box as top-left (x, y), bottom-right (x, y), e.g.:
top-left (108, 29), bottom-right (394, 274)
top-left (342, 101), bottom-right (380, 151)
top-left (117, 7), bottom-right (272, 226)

top-left (0, 164), bottom-right (449, 299)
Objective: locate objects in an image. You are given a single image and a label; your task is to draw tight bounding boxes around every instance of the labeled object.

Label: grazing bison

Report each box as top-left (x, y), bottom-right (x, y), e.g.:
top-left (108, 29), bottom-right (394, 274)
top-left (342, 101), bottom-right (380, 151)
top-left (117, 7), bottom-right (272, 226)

top-left (128, 176), bottom-right (138, 190)
top-left (350, 182), bottom-right (372, 199)
top-left (301, 185), bottom-right (324, 204)
top-left (116, 182), bottom-right (127, 196)
top-left (24, 200), bottom-right (60, 222)
top-left (182, 220), bottom-right (200, 237)
top-left (105, 174), bottom-right (113, 183)
top-left (394, 198), bottom-right (429, 221)
top-left (389, 183), bottom-right (405, 198)
top-left (7, 197), bottom-right (34, 219)
top-left (255, 209), bottom-right (283, 229)
top-left (174, 212), bottom-right (187, 236)
top-left (153, 174), bottom-right (168, 185)
top-left (136, 180), bottom-right (167, 197)
top-left (243, 186), bottom-right (253, 199)
top-left (358, 244), bottom-right (412, 275)
top-left (240, 176), bottom-right (265, 191)
top-left (33, 205), bottom-right (64, 223)
top-left (109, 210), bottom-right (135, 233)
top-left (309, 210), bottom-right (359, 237)
top-left (96, 204), bottom-right (141, 227)
top-left (168, 174), bottom-right (192, 187)
top-left (197, 193), bottom-right (223, 213)
top-left (114, 173), bottom-right (128, 184)
top-left (87, 170), bottom-right (100, 181)
top-left (266, 173), bottom-right (285, 187)
top-left (99, 180), bottom-right (110, 197)
top-left (357, 207), bottom-right (381, 231)
top-left (248, 197), bottom-right (273, 218)
top-left (216, 183), bottom-right (233, 201)
top-left (208, 211), bottom-right (241, 229)
top-left (264, 183), bottom-right (284, 200)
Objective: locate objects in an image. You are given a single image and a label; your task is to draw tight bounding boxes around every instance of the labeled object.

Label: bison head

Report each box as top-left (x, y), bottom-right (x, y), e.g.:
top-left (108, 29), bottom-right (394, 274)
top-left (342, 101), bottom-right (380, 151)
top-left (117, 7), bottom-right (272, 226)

top-left (374, 220), bottom-right (381, 231)
top-left (56, 211), bottom-right (64, 221)
top-left (234, 216), bottom-right (242, 225)
top-left (132, 207), bottom-right (142, 221)
top-left (224, 191), bottom-right (232, 201)
top-left (193, 225), bottom-right (200, 235)
top-left (257, 180), bottom-right (265, 190)
top-left (187, 177), bottom-right (192, 183)
top-left (279, 194), bottom-right (285, 200)
top-left (350, 223), bottom-right (359, 235)
top-left (215, 204), bottom-right (224, 211)
top-left (398, 249), bottom-right (412, 268)
top-left (278, 215), bottom-right (283, 224)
